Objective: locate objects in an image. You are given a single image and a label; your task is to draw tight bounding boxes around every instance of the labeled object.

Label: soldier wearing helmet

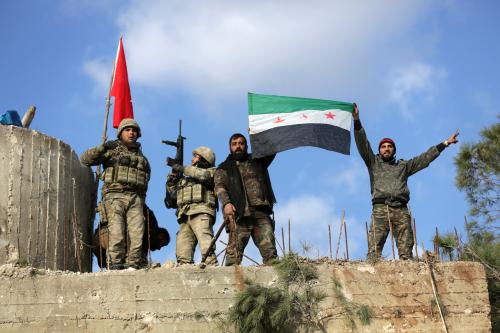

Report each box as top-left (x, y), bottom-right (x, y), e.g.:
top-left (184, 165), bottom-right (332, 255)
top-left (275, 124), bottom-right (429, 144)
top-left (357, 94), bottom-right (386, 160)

top-left (166, 146), bottom-right (218, 265)
top-left (353, 104), bottom-right (459, 260)
top-left (81, 118), bottom-right (150, 270)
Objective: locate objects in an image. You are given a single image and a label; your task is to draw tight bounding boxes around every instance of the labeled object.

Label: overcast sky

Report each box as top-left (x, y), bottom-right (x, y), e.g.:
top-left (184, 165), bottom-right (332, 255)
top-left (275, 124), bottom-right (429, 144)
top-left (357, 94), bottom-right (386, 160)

top-left (1, 0), bottom-right (498, 267)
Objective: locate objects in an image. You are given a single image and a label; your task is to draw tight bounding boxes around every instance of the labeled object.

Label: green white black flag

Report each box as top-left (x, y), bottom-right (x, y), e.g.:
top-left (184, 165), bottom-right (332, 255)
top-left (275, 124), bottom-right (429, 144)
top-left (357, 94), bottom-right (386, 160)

top-left (248, 93), bottom-right (354, 158)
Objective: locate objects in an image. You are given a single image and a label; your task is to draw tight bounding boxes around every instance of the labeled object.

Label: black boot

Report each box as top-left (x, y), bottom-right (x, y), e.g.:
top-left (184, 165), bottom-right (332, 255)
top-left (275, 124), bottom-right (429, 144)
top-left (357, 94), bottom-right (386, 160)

top-left (109, 263), bottom-right (126, 270)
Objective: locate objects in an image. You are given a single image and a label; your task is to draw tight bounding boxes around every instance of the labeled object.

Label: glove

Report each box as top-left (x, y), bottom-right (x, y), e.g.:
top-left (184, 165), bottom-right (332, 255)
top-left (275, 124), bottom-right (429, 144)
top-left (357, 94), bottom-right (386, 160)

top-left (103, 140), bottom-right (118, 151)
top-left (167, 173), bottom-right (179, 184)
top-left (172, 164), bottom-right (184, 174)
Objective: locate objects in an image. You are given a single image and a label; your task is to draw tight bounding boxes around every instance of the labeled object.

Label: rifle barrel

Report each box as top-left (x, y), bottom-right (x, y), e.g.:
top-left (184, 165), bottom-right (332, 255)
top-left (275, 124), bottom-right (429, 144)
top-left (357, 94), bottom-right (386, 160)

top-left (161, 140), bottom-right (178, 147)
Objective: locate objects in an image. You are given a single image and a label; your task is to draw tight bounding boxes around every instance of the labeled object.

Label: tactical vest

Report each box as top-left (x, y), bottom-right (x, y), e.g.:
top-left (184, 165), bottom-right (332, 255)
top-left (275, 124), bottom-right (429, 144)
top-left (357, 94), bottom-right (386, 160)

top-left (101, 146), bottom-right (150, 193)
top-left (176, 178), bottom-right (216, 208)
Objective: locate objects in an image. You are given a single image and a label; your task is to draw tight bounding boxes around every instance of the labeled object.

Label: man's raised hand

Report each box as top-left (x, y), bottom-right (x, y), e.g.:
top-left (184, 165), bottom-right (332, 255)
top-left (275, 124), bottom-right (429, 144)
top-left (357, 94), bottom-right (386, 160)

top-left (447, 129), bottom-right (460, 145)
top-left (353, 103), bottom-right (359, 120)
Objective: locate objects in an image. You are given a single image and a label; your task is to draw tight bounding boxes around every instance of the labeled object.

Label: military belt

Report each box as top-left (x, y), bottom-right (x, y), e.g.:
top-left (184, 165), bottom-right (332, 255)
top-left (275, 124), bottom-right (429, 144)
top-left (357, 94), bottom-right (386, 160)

top-left (372, 201), bottom-right (407, 209)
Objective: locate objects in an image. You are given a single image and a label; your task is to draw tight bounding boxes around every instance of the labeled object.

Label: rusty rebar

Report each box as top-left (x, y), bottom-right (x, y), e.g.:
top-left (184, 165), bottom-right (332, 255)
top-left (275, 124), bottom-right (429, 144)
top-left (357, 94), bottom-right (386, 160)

top-left (344, 218), bottom-right (349, 261)
top-left (281, 227), bottom-right (286, 256)
top-left (413, 218), bottom-right (419, 260)
top-left (288, 219), bottom-right (292, 254)
top-left (328, 224), bottom-right (333, 259)
top-left (335, 209), bottom-right (345, 260)
top-left (386, 205), bottom-right (395, 260)
top-left (219, 240), bottom-right (259, 265)
top-left (454, 227), bottom-right (462, 260)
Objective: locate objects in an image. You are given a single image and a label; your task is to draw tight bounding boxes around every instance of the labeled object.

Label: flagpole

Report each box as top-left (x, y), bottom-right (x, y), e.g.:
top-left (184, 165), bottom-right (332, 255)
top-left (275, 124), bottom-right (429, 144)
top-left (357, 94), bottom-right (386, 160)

top-left (95, 37), bottom-right (120, 271)
top-left (100, 68), bottom-right (115, 147)
top-left (100, 36), bottom-right (120, 149)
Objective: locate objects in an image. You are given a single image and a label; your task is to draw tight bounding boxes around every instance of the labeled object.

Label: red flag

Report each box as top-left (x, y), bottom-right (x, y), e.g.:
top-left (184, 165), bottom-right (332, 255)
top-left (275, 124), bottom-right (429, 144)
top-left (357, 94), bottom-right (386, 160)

top-left (111, 37), bottom-right (134, 128)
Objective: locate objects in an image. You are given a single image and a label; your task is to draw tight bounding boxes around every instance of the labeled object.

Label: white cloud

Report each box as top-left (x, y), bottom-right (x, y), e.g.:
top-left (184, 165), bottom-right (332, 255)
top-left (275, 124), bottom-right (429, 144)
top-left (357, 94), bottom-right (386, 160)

top-left (84, 1), bottom-right (435, 108)
top-left (389, 61), bottom-right (446, 118)
top-left (326, 160), bottom-right (366, 194)
top-left (82, 57), bottom-right (112, 93)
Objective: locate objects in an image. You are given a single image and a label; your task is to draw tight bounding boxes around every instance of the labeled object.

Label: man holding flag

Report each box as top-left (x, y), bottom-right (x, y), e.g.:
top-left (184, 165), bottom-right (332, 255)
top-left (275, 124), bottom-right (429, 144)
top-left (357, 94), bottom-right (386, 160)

top-left (215, 133), bottom-right (278, 266)
top-left (215, 92), bottom-right (355, 265)
top-left (81, 37), bottom-right (150, 270)
top-left (81, 119), bottom-right (150, 269)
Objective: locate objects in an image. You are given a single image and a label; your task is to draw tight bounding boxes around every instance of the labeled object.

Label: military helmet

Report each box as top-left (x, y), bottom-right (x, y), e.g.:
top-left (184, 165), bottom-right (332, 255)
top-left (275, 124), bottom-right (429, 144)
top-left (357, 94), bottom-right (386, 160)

top-left (117, 118), bottom-right (141, 138)
top-left (193, 146), bottom-right (216, 166)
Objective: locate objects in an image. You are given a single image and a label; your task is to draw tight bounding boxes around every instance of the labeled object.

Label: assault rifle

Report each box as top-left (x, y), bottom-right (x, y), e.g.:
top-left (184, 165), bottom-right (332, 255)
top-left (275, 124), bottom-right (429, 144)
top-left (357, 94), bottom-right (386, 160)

top-left (162, 119), bottom-right (186, 169)
top-left (162, 120), bottom-right (186, 209)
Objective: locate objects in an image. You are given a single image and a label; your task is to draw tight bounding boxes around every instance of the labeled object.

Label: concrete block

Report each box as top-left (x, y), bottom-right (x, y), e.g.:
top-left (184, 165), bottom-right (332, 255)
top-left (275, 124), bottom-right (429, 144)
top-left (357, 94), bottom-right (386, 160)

top-left (0, 261), bottom-right (492, 332)
top-left (0, 126), bottom-right (96, 272)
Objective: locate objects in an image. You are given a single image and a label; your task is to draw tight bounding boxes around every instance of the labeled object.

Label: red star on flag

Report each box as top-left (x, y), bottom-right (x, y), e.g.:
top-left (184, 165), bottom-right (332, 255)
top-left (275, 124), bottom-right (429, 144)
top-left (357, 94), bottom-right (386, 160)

top-left (325, 111), bottom-right (335, 119)
top-left (274, 116), bottom-right (285, 123)
top-left (301, 113), bottom-right (308, 119)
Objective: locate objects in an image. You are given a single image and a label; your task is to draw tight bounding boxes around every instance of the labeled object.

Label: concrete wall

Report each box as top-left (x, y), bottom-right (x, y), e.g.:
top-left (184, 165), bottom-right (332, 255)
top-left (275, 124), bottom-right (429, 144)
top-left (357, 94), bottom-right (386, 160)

top-left (0, 261), bottom-right (491, 332)
top-left (0, 125), bottom-right (96, 272)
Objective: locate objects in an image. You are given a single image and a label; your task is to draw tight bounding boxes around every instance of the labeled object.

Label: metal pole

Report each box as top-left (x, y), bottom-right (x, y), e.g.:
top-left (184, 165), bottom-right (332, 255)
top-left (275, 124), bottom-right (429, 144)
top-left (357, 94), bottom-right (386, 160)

top-left (94, 43), bottom-right (118, 272)
top-left (328, 224), bottom-right (333, 259)
top-left (205, 247), bottom-right (227, 266)
top-left (408, 205), bottom-right (418, 260)
top-left (219, 240), bottom-right (260, 265)
top-left (423, 244), bottom-right (449, 333)
top-left (288, 219), bottom-right (291, 254)
top-left (435, 227), bottom-right (441, 260)
top-left (364, 221), bottom-right (369, 250)
top-left (147, 208), bottom-right (152, 268)
top-left (71, 179), bottom-right (82, 272)
top-left (413, 218), bottom-right (419, 260)
top-left (281, 227), bottom-right (286, 256)
top-left (385, 205), bottom-right (395, 260)
top-left (344, 218), bottom-right (349, 261)
top-left (454, 227), bottom-right (462, 260)
top-left (335, 209), bottom-right (345, 260)
top-left (371, 215), bottom-right (377, 257)
top-left (200, 220), bottom-right (227, 268)
top-left (275, 234), bottom-right (285, 256)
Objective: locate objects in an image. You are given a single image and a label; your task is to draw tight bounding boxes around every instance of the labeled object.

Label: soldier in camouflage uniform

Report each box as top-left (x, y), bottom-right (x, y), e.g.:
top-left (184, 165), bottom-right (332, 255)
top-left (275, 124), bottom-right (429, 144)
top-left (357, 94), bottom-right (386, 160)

top-left (353, 104), bottom-right (459, 260)
top-left (215, 133), bottom-right (278, 266)
top-left (167, 146), bottom-right (218, 265)
top-left (81, 118), bottom-right (150, 270)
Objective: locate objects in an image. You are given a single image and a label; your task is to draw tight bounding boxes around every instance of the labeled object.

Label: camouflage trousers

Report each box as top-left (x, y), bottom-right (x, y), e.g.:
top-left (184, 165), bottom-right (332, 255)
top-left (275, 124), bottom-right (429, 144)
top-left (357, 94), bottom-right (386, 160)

top-left (367, 204), bottom-right (414, 260)
top-left (102, 192), bottom-right (145, 267)
top-left (225, 212), bottom-right (278, 266)
top-left (176, 213), bottom-right (218, 265)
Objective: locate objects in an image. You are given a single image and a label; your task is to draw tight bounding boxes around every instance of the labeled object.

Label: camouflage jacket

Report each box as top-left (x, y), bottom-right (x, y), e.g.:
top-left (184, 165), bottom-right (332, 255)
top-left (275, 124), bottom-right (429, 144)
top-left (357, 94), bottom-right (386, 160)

top-left (215, 154), bottom-right (276, 218)
top-left (166, 166), bottom-right (216, 220)
top-left (81, 140), bottom-right (150, 196)
top-left (354, 123), bottom-right (441, 207)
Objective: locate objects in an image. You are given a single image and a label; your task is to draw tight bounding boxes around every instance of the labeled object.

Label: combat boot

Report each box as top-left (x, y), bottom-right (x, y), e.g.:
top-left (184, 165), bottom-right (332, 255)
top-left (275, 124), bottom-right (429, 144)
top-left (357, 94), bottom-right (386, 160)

top-left (109, 263), bottom-right (127, 270)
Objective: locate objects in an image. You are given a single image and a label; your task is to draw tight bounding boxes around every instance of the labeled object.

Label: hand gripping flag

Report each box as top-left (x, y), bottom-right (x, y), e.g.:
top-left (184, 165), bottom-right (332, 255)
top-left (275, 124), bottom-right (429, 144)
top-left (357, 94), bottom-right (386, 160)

top-left (111, 37), bottom-right (134, 128)
top-left (248, 93), bottom-right (354, 158)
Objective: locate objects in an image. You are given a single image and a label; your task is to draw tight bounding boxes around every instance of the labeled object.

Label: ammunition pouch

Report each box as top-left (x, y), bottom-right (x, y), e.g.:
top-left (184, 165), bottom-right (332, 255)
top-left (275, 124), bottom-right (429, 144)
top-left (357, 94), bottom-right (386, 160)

top-left (96, 201), bottom-right (109, 225)
top-left (176, 182), bottom-right (216, 208)
top-left (102, 154), bottom-right (150, 191)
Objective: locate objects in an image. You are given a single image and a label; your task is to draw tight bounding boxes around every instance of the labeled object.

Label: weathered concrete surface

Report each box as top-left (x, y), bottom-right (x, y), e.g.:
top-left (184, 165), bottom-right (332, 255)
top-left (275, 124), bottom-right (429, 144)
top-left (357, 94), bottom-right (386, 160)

top-left (0, 125), bottom-right (96, 272)
top-left (0, 261), bottom-right (491, 332)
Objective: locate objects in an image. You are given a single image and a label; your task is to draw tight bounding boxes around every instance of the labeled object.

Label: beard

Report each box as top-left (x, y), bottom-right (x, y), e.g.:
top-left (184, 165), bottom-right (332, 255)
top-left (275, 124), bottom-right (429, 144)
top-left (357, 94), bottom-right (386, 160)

top-left (231, 150), bottom-right (248, 161)
top-left (381, 153), bottom-right (395, 162)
